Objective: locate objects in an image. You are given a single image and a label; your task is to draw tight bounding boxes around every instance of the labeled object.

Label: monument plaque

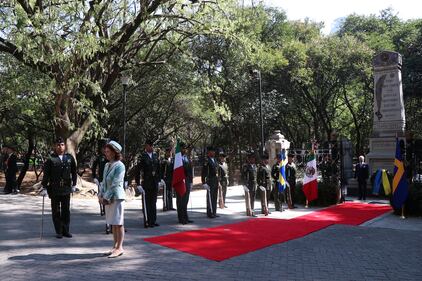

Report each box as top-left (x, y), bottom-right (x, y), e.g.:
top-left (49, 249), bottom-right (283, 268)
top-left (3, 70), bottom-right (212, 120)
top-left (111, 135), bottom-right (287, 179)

top-left (367, 51), bottom-right (406, 173)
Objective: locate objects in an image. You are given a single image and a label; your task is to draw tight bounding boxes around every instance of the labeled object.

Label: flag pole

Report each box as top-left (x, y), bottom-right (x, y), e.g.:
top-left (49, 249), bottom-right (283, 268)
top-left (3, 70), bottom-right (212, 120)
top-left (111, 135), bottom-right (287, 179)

top-left (401, 204), bottom-right (405, 219)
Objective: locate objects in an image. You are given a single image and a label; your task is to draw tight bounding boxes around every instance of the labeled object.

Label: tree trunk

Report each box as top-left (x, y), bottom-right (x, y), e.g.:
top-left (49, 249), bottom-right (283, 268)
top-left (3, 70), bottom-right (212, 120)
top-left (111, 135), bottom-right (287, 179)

top-left (17, 132), bottom-right (35, 188)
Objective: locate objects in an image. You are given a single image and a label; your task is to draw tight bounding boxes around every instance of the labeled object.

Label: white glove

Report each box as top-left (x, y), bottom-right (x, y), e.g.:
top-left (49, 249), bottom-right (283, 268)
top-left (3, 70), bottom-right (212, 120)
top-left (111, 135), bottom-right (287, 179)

top-left (243, 185), bottom-right (249, 192)
top-left (124, 181), bottom-right (128, 189)
top-left (39, 188), bottom-right (48, 197)
top-left (258, 185), bottom-right (266, 191)
top-left (202, 184), bottom-right (210, 191)
top-left (71, 186), bottom-right (77, 193)
top-left (93, 178), bottom-right (100, 186)
top-left (137, 185), bottom-right (145, 194)
top-left (160, 179), bottom-right (166, 188)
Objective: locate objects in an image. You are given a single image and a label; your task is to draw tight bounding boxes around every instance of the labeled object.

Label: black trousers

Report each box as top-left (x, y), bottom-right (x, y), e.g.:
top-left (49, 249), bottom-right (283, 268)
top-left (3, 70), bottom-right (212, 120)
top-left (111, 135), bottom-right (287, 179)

top-left (4, 174), bottom-right (17, 193)
top-left (145, 186), bottom-right (158, 225)
top-left (163, 180), bottom-right (173, 210)
top-left (177, 183), bottom-right (191, 223)
top-left (358, 180), bottom-right (367, 200)
top-left (51, 194), bottom-right (71, 235)
top-left (220, 180), bottom-right (228, 204)
top-left (206, 181), bottom-right (218, 217)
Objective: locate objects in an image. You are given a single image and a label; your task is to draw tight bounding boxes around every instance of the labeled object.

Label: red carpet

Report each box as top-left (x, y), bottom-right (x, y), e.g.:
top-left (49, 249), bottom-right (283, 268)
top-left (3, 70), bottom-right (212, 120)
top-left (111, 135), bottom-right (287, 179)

top-left (144, 202), bottom-right (391, 261)
top-left (299, 202), bottom-right (392, 225)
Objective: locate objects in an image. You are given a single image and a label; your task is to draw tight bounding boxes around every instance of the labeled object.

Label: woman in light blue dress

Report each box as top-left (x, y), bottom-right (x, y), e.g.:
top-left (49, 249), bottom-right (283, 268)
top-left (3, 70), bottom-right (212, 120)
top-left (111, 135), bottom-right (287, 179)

top-left (98, 140), bottom-right (126, 258)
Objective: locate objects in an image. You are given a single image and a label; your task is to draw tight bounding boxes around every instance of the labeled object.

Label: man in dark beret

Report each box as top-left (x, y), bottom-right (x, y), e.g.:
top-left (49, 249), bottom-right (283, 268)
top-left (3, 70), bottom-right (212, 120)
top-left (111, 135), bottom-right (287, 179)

top-left (40, 137), bottom-right (77, 238)
top-left (135, 139), bottom-right (161, 228)
top-left (257, 153), bottom-right (271, 215)
top-left (3, 144), bottom-right (18, 194)
top-left (160, 146), bottom-right (174, 211)
top-left (286, 152), bottom-right (297, 208)
top-left (177, 142), bottom-right (194, 224)
top-left (242, 151), bottom-right (258, 216)
top-left (201, 146), bottom-right (219, 218)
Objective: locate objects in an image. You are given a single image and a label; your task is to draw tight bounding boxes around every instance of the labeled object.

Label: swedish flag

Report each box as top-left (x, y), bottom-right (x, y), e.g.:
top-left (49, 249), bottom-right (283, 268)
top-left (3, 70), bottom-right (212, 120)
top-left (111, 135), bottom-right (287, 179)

top-left (278, 150), bottom-right (288, 192)
top-left (392, 138), bottom-right (409, 209)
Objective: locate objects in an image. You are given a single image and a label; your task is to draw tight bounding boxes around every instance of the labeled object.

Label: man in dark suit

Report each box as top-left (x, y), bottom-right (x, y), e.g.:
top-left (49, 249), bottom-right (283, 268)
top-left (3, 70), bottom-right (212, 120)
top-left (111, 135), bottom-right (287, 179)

top-left (135, 139), bottom-right (161, 228)
top-left (177, 142), bottom-right (194, 224)
top-left (4, 145), bottom-right (18, 194)
top-left (201, 146), bottom-right (219, 218)
top-left (160, 147), bottom-right (175, 211)
top-left (355, 155), bottom-right (369, 200)
top-left (41, 137), bottom-right (77, 238)
top-left (242, 152), bottom-right (258, 217)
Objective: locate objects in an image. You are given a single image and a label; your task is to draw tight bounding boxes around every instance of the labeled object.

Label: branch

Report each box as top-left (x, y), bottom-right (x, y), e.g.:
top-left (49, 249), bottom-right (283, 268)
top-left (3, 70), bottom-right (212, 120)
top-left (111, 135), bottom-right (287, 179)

top-left (16, 0), bottom-right (34, 16)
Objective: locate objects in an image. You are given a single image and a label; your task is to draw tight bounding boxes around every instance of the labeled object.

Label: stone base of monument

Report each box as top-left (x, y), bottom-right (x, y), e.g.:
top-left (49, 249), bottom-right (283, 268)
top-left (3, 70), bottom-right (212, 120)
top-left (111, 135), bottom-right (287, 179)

top-left (366, 136), bottom-right (404, 174)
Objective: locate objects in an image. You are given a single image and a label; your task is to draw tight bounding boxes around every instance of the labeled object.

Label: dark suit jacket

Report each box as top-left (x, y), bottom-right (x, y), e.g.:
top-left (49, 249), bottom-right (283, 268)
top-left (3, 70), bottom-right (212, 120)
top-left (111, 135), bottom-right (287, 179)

top-left (355, 163), bottom-right (369, 182)
top-left (135, 152), bottom-right (160, 189)
top-left (5, 153), bottom-right (18, 180)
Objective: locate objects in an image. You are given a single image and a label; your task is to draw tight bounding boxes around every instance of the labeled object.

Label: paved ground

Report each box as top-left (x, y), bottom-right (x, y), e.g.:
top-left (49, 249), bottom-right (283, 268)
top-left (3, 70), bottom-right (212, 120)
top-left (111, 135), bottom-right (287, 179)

top-left (1, 186), bottom-right (421, 281)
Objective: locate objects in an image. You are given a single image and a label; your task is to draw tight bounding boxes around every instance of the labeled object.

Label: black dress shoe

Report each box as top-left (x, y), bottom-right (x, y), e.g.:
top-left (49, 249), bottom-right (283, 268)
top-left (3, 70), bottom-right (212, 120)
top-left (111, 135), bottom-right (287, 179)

top-left (207, 215), bottom-right (214, 219)
top-left (180, 221), bottom-right (187, 225)
top-left (144, 224), bottom-right (149, 228)
top-left (214, 215), bottom-right (220, 218)
top-left (63, 232), bottom-right (73, 238)
top-left (153, 223), bottom-right (160, 227)
top-left (56, 234), bottom-right (63, 239)
top-left (187, 220), bottom-right (194, 223)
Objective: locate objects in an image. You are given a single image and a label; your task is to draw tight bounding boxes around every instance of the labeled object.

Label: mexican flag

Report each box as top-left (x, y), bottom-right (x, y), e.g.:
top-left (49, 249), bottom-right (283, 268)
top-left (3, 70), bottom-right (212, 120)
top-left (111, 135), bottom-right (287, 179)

top-left (172, 141), bottom-right (186, 197)
top-left (302, 152), bottom-right (318, 202)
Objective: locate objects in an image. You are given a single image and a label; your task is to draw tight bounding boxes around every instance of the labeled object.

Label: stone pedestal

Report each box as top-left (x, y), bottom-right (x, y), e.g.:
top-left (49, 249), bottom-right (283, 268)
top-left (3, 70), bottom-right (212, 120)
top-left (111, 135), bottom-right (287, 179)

top-left (366, 51), bottom-right (405, 174)
top-left (265, 130), bottom-right (290, 167)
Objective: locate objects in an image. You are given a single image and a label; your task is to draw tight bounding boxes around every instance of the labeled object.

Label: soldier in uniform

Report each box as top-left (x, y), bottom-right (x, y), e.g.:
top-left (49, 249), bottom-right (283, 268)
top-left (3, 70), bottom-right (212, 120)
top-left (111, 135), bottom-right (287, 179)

top-left (40, 137), bottom-right (77, 238)
top-left (271, 154), bottom-right (285, 211)
top-left (201, 146), bottom-right (219, 218)
top-left (135, 140), bottom-right (161, 228)
top-left (218, 151), bottom-right (229, 208)
top-left (242, 152), bottom-right (258, 217)
top-left (160, 147), bottom-right (175, 211)
top-left (3, 145), bottom-right (18, 194)
top-left (92, 139), bottom-right (110, 233)
top-left (257, 153), bottom-right (271, 215)
top-left (177, 142), bottom-right (194, 224)
top-left (286, 152), bottom-right (297, 209)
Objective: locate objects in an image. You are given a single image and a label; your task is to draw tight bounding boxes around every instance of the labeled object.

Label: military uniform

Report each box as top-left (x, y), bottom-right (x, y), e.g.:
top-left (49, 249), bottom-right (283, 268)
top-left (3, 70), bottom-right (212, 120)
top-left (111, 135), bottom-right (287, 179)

top-left (201, 156), bottom-right (219, 218)
top-left (242, 162), bottom-right (257, 214)
top-left (135, 151), bottom-right (161, 227)
top-left (257, 163), bottom-right (271, 213)
top-left (286, 162), bottom-right (297, 208)
top-left (42, 152), bottom-right (77, 236)
top-left (177, 153), bottom-right (193, 224)
top-left (160, 156), bottom-right (174, 211)
top-left (218, 160), bottom-right (229, 207)
top-left (4, 151), bottom-right (18, 194)
top-left (92, 153), bottom-right (109, 232)
top-left (271, 162), bottom-right (285, 211)
top-left (92, 154), bottom-right (108, 183)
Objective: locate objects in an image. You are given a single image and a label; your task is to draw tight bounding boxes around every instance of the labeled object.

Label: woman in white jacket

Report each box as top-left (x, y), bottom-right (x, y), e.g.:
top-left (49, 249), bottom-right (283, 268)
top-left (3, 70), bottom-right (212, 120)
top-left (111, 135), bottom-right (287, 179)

top-left (98, 140), bottom-right (126, 258)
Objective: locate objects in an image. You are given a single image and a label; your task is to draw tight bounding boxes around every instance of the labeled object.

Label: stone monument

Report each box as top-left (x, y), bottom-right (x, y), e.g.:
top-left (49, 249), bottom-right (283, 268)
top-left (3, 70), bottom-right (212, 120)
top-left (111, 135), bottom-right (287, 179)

top-left (367, 51), bottom-right (406, 174)
top-left (265, 130), bottom-right (290, 167)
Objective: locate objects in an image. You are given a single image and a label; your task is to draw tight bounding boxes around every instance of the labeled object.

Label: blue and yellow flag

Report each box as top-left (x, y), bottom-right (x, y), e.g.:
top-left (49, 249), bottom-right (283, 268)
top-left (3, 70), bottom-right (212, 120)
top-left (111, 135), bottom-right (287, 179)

top-left (278, 150), bottom-right (288, 192)
top-left (392, 138), bottom-right (408, 209)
